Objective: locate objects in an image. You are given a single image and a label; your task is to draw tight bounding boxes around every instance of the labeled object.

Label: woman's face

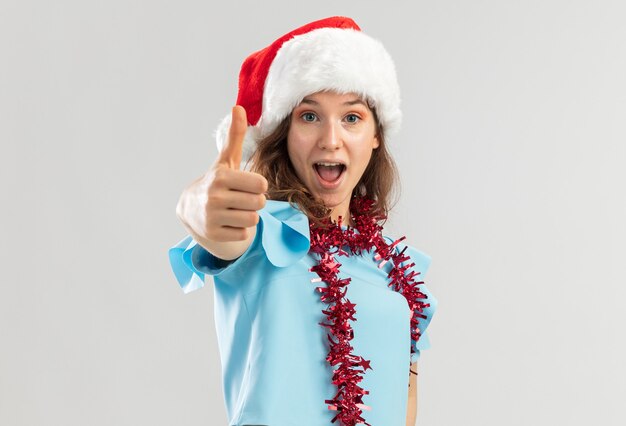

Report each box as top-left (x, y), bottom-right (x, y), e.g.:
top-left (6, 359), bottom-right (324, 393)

top-left (287, 91), bottom-right (380, 219)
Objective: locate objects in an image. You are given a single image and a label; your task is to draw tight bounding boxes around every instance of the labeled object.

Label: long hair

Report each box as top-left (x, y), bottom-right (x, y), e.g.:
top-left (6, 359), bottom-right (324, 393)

top-left (248, 107), bottom-right (400, 227)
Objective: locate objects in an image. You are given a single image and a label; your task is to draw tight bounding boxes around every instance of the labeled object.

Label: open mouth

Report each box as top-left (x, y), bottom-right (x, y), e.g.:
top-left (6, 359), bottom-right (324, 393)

top-left (313, 162), bottom-right (346, 183)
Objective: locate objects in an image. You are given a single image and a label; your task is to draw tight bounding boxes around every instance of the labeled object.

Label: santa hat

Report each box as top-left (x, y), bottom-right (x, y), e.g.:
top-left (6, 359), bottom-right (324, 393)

top-left (215, 16), bottom-right (402, 162)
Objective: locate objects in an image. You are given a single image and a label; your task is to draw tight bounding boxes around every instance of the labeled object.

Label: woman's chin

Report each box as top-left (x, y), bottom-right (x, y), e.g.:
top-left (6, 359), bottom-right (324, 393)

top-left (314, 192), bottom-right (352, 213)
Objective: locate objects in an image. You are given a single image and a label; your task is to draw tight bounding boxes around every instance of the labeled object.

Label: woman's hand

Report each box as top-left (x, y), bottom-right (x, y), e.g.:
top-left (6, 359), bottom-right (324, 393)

top-left (176, 106), bottom-right (268, 260)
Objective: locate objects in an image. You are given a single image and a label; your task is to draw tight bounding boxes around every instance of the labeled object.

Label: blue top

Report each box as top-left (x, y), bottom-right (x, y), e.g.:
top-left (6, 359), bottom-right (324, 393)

top-left (168, 200), bottom-right (437, 426)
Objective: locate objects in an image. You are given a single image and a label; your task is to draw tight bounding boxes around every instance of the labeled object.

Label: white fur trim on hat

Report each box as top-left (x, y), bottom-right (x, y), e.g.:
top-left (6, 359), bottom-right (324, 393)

top-left (258, 27), bottom-right (401, 140)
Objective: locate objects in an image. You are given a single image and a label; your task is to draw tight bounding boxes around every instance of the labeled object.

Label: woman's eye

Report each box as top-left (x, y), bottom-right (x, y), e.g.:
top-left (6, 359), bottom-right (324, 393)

top-left (345, 114), bottom-right (360, 124)
top-left (302, 113), bottom-right (317, 122)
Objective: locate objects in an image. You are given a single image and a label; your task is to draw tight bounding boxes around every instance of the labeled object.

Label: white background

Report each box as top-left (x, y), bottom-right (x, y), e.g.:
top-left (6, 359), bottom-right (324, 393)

top-left (1, 1), bottom-right (625, 425)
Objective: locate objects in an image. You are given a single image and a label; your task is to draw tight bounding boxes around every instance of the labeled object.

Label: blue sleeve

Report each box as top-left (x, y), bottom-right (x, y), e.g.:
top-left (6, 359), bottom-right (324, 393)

top-left (394, 241), bottom-right (438, 363)
top-left (167, 200), bottom-right (311, 294)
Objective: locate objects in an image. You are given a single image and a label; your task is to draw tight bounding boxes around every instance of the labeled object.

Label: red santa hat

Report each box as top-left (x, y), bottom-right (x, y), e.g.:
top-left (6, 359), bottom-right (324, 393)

top-left (215, 16), bottom-right (402, 162)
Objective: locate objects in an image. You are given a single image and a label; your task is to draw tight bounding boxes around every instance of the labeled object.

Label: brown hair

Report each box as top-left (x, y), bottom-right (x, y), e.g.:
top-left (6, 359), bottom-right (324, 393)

top-left (248, 107), bottom-right (400, 227)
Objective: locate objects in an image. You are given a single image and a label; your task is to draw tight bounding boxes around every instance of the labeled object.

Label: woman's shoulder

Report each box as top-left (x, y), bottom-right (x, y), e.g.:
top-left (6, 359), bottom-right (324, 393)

top-left (381, 233), bottom-right (432, 276)
top-left (381, 232), bottom-right (437, 361)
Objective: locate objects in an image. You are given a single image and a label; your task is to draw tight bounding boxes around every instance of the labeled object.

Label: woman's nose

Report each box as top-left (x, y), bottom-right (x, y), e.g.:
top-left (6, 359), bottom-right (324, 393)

top-left (317, 120), bottom-right (343, 150)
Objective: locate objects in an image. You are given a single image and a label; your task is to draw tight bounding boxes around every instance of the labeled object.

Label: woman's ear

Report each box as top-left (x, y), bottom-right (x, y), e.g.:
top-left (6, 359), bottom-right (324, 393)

top-left (373, 134), bottom-right (380, 149)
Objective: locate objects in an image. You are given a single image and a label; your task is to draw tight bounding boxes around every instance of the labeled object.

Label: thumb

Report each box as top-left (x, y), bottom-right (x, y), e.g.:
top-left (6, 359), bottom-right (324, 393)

top-left (217, 105), bottom-right (247, 169)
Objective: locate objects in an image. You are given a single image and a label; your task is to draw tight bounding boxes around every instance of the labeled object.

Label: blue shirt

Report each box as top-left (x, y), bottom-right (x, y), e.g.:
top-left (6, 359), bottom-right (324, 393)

top-left (169, 200), bottom-right (437, 426)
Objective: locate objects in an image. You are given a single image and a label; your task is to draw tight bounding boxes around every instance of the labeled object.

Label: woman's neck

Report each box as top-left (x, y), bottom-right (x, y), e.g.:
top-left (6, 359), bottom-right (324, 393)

top-left (330, 206), bottom-right (353, 227)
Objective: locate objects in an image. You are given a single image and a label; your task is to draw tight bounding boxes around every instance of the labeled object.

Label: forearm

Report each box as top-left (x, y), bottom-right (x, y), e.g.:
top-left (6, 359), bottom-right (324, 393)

top-left (406, 361), bottom-right (418, 425)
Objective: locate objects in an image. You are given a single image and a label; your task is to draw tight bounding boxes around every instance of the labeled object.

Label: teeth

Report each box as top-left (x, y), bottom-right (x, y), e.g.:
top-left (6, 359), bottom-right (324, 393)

top-left (316, 162), bottom-right (343, 167)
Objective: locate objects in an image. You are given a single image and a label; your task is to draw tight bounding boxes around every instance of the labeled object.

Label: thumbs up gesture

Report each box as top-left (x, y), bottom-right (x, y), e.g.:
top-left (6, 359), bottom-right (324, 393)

top-left (176, 106), bottom-right (268, 259)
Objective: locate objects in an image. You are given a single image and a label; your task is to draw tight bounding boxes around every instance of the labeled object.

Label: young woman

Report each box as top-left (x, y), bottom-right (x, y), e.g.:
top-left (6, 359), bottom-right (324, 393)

top-left (169, 17), bottom-right (437, 426)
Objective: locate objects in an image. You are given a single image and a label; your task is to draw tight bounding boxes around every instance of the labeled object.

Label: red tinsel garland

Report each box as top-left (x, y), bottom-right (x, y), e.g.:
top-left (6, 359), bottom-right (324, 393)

top-left (309, 196), bottom-right (430, 426)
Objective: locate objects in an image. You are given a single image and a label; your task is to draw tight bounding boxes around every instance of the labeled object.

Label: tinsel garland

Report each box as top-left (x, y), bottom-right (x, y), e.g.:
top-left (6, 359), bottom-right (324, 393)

top-left (308, 196), bottom-right (430, 426)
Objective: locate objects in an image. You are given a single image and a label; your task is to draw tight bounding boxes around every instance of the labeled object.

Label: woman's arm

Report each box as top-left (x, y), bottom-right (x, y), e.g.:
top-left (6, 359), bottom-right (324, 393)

top-left (406, 361), bottom-right (418, 426)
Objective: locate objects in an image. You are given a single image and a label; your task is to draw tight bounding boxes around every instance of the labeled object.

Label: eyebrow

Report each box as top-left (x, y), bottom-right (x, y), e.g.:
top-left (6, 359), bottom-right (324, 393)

top-left (300, 98), bottom-right (368, 107)
top-left (344, 99), bottom-right (368, 107)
